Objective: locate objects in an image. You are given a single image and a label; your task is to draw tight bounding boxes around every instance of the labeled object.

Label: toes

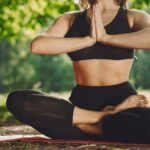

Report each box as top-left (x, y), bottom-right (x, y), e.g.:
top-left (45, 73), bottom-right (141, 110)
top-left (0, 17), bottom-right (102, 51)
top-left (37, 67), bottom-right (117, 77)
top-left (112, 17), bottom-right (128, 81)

top-left (137, 94), bottom-right (146, 99)
top-left (137, 95), bottom-right (149, 104)
top-left (145, 99), bottom-right (149, 104)
top-left (141, 95), bottom-right (147, 100)
top-left (139, 99), bottom-right (149, 107)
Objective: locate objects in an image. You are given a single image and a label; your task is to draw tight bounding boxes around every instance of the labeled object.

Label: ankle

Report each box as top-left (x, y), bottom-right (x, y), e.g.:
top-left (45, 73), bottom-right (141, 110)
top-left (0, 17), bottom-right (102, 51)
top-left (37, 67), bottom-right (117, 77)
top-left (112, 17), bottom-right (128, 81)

top-left (95, 109), bottom-right (116, 123)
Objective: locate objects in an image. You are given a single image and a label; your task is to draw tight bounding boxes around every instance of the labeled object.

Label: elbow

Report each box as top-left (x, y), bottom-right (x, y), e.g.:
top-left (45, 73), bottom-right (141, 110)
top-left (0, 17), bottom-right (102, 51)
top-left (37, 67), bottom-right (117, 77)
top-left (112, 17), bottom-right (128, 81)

top-left (30, 35), bottom-right (54, 54)
top-left (30, 35), bottom-right (46, 54)
top-left (147, 43), bottom-right (150, 49)
top-left (30, 39), bottom-right (41, 54)
top-left (142, 43), bottom-right (150, 50)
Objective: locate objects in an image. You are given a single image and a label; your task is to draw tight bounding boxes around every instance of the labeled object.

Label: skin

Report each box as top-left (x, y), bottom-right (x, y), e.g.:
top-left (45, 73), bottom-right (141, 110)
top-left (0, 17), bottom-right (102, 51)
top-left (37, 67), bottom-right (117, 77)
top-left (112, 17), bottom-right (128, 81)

top-left (30, 0), bottom-right (150, 136)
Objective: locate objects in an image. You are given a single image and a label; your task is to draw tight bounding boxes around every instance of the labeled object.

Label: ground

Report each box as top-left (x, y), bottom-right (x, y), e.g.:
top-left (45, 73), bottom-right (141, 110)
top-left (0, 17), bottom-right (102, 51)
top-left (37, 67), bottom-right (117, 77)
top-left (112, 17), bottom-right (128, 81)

top-left (0, 125), bottom-right (150, 150)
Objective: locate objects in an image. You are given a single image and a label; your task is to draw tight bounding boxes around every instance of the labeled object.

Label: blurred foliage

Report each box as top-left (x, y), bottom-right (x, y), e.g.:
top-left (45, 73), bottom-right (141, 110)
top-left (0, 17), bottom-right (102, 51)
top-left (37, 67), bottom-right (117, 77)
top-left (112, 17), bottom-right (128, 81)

top-left (0, 0), bottom-right (79, 41)
top-left (129, 0), bottom-right (150, 89)
top-left (131, 51), bottom-right (150, 89)
top-left (0, 0), bottom-right (150, 93)
top-left (130, 0), bottom-right (150, 9)
top-left (0, 0), bottom-right (79, 93)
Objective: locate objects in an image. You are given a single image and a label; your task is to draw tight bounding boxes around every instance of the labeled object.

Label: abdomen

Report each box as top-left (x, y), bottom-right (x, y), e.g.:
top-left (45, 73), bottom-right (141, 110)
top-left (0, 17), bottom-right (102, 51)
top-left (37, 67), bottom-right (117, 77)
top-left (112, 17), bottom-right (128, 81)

top-left (73, 59), bottom-right (134, 86)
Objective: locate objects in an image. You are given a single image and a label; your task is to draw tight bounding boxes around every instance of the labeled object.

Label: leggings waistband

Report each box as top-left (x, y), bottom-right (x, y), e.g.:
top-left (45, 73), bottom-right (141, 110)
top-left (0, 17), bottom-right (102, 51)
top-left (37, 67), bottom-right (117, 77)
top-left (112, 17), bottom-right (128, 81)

top-left (69, 81), bottom-right (137, 110)
top-left (75, 81), bottom-right (131, 89)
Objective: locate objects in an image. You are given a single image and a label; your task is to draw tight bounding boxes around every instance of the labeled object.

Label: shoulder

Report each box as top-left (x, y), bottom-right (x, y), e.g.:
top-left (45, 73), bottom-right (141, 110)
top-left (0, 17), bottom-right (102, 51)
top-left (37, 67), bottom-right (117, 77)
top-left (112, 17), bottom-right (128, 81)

top-left (58, 10), bottom-right (81, 23)
top-left (127, 8), bottom-right (149, 21)
top-left (126, 8), bottom-right (150, 30)
top-left (127, 8), bottom-right (148, 17)
top-left (44, 10), bottom-right (81, 37)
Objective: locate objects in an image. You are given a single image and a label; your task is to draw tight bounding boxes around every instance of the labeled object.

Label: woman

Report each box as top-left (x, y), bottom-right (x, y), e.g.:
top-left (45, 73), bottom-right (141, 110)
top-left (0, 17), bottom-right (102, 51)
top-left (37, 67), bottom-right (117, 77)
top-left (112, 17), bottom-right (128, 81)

top-left (6, 0), bottom-right (150, 143)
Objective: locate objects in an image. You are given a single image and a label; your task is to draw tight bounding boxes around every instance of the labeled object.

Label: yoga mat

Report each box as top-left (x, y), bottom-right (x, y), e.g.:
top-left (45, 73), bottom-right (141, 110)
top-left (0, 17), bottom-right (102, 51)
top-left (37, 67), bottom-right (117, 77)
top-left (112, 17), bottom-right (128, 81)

top-left (0, 135), bottom-right (150, 147)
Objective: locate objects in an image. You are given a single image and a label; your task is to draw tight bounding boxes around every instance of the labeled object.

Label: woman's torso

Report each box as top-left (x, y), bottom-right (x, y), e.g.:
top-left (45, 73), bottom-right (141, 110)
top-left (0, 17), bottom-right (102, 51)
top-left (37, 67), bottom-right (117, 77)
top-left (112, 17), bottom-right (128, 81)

top-left (73, 59), bottom-right (133, 86)
top-left (65, 6), bottom-right (135, 86)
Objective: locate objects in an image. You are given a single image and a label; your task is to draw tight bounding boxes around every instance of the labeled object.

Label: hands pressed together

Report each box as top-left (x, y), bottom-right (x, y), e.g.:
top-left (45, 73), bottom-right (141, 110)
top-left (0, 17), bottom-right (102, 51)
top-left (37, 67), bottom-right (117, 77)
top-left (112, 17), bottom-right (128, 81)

top-left (89, 2), bottom-right (109, 44)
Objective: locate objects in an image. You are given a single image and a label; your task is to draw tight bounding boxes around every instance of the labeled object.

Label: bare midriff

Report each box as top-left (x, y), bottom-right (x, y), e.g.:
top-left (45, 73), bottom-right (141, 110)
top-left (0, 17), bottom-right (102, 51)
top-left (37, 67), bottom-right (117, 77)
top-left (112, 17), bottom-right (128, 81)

top-left (73, 58), bottom-right (134, 86)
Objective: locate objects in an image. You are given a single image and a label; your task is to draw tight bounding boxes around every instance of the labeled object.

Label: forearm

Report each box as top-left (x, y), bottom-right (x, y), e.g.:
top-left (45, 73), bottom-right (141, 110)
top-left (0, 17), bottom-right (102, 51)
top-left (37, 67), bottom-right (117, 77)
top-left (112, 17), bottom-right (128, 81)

top-left (101, 28), bottom-right (150, 49)
top-left (31, 35), bottom-right (95, 55)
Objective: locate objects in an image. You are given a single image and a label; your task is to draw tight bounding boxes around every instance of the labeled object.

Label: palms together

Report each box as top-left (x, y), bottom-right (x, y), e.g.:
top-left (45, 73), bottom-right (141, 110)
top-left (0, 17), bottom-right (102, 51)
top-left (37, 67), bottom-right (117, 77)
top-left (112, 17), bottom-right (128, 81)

top-left (89, 2), bottom-right (107, 43)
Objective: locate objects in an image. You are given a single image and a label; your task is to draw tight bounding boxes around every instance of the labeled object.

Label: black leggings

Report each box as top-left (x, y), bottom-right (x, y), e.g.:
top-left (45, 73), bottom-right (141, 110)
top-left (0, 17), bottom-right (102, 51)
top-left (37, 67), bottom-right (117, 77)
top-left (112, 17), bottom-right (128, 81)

top-left (6, 81), bottom-right (150, 143)
top-left (6, 90), bottom-right (93, 140)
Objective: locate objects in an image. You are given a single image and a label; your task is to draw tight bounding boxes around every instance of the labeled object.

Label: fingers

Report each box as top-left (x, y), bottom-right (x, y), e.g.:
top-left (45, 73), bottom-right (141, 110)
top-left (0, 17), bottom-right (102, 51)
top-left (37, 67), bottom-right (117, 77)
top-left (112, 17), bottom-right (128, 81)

top-left (93, 1), bottom-right (103, 13)
top-left (92, 2), bottom-right (106, 42)
top-left (91, 5), bottom-right (96, 41)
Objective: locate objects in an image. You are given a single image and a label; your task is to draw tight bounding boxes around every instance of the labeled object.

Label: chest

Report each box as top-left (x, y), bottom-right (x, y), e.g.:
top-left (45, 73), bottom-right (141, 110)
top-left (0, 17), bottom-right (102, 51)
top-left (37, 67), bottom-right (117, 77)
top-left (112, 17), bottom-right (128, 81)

top-left (65, 9), bottom-right (135, 61)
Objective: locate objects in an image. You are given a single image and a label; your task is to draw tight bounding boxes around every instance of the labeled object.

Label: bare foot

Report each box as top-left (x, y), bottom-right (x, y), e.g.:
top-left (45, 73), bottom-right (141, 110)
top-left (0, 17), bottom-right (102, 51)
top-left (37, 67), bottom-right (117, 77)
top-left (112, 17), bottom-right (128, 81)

top-left (114, 94), bottom-right (149, 113)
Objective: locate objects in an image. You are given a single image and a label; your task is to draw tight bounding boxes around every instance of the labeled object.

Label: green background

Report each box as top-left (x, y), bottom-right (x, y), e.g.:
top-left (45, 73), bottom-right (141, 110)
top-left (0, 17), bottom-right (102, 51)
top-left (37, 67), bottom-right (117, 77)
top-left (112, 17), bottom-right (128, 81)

top-left (0, 0), bottom-right (150, 93)
top-left (0, 0), bottom-right (150, 124)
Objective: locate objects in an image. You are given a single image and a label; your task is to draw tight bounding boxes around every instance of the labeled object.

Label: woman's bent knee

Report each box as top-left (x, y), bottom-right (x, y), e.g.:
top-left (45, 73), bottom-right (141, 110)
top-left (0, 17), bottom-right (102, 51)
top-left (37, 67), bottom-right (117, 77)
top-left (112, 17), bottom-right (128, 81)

top-left (6, 90), bottom-right (25, 113)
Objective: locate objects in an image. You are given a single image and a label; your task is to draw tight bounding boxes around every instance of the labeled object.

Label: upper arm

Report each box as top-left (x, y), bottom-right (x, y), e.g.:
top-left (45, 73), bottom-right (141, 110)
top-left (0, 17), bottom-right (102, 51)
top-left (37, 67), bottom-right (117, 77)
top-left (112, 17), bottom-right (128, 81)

top-left (44, 11), bottom-right (79, 38)
top-left (128, 9), bottom-right (150, 31)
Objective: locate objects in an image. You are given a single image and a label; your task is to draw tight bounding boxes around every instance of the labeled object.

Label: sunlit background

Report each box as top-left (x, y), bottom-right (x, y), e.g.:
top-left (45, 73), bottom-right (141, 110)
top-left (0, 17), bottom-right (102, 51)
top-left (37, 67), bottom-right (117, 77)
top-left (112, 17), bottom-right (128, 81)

top-left (0, 0), bottom-right (150, 125)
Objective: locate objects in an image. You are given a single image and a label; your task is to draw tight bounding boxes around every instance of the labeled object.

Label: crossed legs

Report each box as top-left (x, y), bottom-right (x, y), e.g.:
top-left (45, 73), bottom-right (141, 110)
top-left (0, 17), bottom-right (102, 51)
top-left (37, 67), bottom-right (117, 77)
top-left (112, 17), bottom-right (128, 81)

top-left (74, 94), bottom-right (149, 137)
top-left (6, 90), bottom-right (150, 143)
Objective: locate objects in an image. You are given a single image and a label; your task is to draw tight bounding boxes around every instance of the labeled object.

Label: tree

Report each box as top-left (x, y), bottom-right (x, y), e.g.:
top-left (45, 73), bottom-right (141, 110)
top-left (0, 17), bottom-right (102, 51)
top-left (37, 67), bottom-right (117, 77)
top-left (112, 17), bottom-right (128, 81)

top-left (130, 0), bottom-right (150, 9)
top-left (0, 0), bottom-right (78, 93)
top-left (0, 0), bottom-right (150, 93)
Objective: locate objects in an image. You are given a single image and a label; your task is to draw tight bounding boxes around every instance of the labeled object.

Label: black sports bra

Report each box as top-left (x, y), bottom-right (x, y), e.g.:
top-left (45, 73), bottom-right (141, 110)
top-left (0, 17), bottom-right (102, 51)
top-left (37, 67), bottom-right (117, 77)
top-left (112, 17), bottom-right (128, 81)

top-left (64, 6), bottom-right (137, 61)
